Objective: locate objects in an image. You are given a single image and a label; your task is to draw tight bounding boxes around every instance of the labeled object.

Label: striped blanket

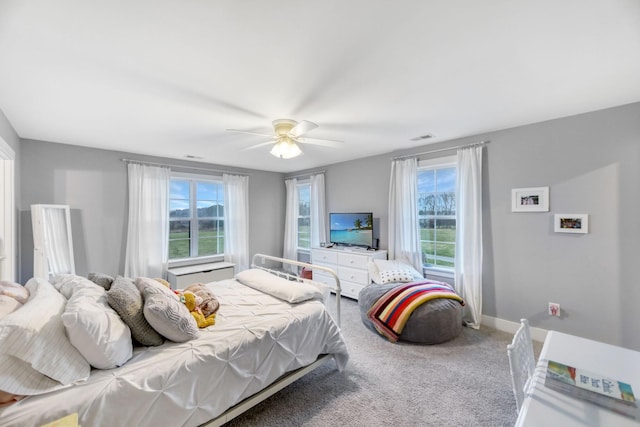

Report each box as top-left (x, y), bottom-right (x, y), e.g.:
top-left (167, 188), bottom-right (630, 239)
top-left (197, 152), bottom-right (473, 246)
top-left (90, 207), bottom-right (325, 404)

top-left (367, 280), bottom-right (464, 342)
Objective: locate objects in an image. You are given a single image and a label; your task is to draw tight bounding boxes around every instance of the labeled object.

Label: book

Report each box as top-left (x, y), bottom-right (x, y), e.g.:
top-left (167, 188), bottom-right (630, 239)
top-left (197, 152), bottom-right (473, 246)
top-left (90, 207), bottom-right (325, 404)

top-left (545, 360), bottom-right (638, 418)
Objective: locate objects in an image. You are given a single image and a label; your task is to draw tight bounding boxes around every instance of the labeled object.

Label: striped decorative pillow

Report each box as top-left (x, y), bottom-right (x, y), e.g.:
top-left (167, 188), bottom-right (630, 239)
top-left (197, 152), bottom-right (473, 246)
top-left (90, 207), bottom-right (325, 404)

top-left (0, 278), bottom-right (90, 395)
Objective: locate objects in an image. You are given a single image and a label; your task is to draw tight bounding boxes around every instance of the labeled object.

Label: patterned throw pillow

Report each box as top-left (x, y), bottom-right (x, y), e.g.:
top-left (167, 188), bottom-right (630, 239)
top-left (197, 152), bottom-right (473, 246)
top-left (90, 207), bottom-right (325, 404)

top-left (107, 276), bottom-right (164, 346)
top-left (378, 268), bottom-right (417, 284)
top-left (137, 278), bottom-right (199, 343)
top-left (372, 259), bottom-right (423, 284)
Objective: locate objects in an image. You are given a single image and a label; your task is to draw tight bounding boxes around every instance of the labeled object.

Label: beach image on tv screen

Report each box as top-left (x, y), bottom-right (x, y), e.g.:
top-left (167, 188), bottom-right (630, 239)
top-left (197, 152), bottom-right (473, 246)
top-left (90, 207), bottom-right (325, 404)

top-left (330, 213), bottom-right (373, 246)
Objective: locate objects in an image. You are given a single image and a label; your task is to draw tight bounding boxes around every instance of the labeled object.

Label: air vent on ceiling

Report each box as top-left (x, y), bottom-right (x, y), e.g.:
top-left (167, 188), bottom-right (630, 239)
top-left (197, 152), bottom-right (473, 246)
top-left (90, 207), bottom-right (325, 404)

top-left (410, 134), bottom-right (434, 142)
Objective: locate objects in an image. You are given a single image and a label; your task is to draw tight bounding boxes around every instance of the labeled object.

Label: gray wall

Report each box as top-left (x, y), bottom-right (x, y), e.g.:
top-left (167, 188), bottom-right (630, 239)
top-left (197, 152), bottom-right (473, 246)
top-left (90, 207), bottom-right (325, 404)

top-left (19, 140), bottom-right (285, 280)
top-left (317, 102), bottom-right (640, 350)
top-left (14, 101), bottom-right (640, 350)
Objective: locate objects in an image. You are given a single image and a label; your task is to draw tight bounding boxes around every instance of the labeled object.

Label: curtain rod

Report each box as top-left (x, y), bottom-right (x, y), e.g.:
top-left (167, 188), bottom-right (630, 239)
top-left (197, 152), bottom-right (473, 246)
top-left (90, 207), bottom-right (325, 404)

top-left (392, 140), bottom-right (490, 161)
top-left (284, 170), bottom-right (326, 180)
top-left (120, 158), bottom-right (251, 176)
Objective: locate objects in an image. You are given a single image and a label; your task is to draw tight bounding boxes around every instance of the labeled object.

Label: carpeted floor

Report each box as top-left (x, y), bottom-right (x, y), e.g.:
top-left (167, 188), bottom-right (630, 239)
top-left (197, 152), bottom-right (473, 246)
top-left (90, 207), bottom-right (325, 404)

top-left (224, 296), bottom-right (540, 427)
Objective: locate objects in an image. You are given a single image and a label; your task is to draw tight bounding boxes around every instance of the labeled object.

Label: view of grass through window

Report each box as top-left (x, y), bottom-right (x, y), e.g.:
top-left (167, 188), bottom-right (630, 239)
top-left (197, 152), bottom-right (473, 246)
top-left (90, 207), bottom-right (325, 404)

top-left (298, 184), bottom-right (310, 249)
top-left (418, 165), bottom-right (456, 268)
top-left (169, 178), bottom-right (224, 259)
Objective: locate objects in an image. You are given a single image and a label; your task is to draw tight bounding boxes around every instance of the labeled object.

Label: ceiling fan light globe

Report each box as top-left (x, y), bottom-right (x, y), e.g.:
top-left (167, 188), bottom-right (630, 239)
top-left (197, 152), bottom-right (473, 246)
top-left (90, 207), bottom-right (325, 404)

top-left (270, 140), bottom-right (302, 159)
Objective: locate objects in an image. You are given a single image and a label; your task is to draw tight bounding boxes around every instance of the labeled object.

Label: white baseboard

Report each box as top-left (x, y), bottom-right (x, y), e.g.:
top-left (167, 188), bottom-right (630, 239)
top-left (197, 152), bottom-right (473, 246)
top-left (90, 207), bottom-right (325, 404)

top-left (482, 315), bottom-right (548, 343)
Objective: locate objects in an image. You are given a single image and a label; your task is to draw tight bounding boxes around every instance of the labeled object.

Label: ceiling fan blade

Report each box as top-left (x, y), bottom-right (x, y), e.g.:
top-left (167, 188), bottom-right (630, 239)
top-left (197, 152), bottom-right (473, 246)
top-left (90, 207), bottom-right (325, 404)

top-left (241, 141), bottom-right (275, 151)
top-left (288, 120), bottom-right (318, 138)
top-left (227, 129), bottom-right (274, 138)
top-left (297, 137), bottom-right (343, 147)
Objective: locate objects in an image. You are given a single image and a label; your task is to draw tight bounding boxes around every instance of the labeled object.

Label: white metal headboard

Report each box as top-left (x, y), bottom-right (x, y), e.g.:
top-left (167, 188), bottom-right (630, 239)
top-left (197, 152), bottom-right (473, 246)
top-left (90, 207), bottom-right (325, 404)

top-left (251, 253), bottom-right (342, 326)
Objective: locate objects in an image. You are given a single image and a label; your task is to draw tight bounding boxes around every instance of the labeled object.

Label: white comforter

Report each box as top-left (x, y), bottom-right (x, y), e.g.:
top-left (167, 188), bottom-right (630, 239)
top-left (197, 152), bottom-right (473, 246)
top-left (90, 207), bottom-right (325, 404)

top-left (0, 279), bottom-right (348, 427)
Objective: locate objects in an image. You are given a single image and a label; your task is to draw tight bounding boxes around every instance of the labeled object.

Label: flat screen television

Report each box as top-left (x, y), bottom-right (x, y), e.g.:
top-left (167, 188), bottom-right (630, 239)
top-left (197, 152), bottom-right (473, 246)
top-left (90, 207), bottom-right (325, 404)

top-left (329, 212), bottom-right (373, 247)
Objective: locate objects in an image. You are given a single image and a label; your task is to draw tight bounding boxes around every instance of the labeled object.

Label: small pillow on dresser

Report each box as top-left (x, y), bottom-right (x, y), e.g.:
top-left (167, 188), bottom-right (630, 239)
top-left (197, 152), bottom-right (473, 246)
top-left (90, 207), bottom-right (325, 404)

top-left (107, 276), bottom-right (164, 346)
top-left (136, 277), bottom-right (199, 343)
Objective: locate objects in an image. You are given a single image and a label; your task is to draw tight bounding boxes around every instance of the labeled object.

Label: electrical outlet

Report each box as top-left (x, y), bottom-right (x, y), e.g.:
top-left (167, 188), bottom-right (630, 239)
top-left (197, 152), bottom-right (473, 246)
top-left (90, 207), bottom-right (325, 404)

top-left (548, 302), bottom-right (560, 317)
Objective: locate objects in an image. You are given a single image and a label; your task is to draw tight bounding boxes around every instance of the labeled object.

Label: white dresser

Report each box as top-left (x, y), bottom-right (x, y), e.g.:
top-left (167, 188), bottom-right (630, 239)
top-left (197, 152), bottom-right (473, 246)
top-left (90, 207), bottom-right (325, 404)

top-left (310, 247), bottom-right (387, 300)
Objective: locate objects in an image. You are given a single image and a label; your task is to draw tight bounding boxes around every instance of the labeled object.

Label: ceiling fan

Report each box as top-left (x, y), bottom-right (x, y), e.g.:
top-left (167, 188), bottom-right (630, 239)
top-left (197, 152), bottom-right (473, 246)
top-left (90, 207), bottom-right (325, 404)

top-left (227, 119), bottom-right (342, 159)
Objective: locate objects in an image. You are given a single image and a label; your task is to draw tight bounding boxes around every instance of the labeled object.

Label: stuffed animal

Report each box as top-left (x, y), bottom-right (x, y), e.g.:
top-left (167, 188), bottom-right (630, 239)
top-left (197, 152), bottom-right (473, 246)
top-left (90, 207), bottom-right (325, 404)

top-left (181, 291), bottom-right (216, 328)
top-left (184, 283), bottom-right (220, 319)
top-left (178, 283), bottom-right (220, 328)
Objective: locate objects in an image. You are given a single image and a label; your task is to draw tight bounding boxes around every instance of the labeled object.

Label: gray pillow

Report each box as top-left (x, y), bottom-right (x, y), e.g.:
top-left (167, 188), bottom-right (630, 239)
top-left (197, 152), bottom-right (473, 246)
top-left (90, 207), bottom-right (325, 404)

top-left (137, 278), bottom-right (199, 343)
top-left (88, 272), bottom-right (115, 291)
top-left (107, 276), bottom-right (164, 346)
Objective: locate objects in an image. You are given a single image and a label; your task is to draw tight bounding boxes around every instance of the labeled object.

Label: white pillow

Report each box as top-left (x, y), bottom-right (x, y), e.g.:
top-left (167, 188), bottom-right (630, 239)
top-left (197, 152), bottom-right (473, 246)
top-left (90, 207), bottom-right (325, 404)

top-left (0, 278), bottom-right (90, 395)
top-left (58, 276), bottom-right (133, 369)
top-left (235, 268), bottom-right (324, 303)
top-left (0, 295), bottom-right (22, 319)
top-left (0, 280), bottom-right (30, 304)
top-left (371, 259), bottom-right (424, 284)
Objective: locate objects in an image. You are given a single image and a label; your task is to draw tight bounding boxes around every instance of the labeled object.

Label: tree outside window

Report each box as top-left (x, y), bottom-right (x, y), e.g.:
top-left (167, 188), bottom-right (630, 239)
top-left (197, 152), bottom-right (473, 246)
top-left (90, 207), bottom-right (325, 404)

top-left (418, 160), bottom-right (456, 269)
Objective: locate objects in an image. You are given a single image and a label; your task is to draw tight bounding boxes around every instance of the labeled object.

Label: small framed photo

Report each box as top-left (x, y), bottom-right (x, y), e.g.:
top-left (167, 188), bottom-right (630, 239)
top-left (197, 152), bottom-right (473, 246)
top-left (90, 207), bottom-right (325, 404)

top-left (554, 214), bottom-right (589, 234)
top-left (511, 187), bottom-right (549, 212)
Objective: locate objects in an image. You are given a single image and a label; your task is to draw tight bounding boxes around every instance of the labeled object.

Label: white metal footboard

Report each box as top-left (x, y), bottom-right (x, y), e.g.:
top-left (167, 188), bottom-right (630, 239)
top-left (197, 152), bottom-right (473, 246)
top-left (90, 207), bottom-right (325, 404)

top-left (199, 254), bottom-right (343, 426)
top-left (250, 253), bottom-right (342, 326)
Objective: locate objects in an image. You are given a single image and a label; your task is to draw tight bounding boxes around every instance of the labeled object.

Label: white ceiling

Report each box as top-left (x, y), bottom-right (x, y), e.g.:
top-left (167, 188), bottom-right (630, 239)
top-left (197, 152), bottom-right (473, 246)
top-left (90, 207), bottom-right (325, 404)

top-left (1, 1), bottom-right (639, 173)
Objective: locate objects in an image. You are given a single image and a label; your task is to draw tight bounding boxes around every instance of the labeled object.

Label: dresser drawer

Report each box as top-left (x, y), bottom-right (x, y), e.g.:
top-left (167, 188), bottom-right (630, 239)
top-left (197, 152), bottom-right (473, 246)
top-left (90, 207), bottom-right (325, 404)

top-left (338, 266), bottom-right (368, 285)
top-left (311, 249), bottom-right (338, 264)
top-left (338, 252), bottom-right (369, 270)
top-left (312, 270), bottom-right (337, 288)
top-left (340, 280), bottom-right (364, 300)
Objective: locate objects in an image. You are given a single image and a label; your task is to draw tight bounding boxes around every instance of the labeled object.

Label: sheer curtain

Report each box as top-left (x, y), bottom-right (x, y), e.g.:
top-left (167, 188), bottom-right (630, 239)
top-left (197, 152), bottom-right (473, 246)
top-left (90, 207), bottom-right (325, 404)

top-left (388, 158), bottom-right (422, 271)
top-left (309, 173), bottom-right (327, 247)
top-left (124, 163), bottom-right (170, 279)
top-left (223, 174), bottom-right (249, 272)
top-left (454, 145), bottom-right (483, 329)
top-left (283, 178), bottom-right (298, 273)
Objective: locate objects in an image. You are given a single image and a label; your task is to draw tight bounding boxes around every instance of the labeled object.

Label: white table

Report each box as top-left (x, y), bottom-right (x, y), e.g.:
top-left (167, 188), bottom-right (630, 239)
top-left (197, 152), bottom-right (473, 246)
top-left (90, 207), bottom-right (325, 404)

top-left (516, 331), bottom-right (640, 426)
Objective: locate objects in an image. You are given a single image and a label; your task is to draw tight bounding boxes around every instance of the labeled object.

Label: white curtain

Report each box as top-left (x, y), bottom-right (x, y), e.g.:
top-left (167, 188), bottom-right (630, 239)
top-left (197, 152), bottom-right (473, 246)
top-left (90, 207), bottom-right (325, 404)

top-left (454, 146), bottom-right (483, 329)
top-left (283, 178), bottom-right (298, 273)
top-left (124, 163), bottom-right (170, 279)
top-left (309, 173), bottom-right (327, 247)
top-left (388, 158), bottom-right (422, 271)
top-left (223, 174), bottom-right (249, 272)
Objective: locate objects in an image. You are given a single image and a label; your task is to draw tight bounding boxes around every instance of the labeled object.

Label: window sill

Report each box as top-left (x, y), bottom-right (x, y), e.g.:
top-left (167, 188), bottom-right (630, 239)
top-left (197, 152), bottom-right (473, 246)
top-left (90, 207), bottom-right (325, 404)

top-left (168, 255), bottom-right (225, 269)
top-left (422, 266), bottom-right (454, 279)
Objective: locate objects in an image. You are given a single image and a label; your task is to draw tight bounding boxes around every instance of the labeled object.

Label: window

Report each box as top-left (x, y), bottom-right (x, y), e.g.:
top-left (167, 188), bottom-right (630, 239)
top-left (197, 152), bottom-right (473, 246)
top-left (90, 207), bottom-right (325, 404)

top-left (418, 156), bottom-right (457, 269)
top-left (297, 182), bottom-right (310, 249)
top-left (169, 175), bottom-right (224, 260)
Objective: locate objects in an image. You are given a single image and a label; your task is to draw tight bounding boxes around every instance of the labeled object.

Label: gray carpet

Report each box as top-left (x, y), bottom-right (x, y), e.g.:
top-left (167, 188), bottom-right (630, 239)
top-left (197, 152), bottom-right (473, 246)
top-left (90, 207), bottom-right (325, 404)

top-left (224, 296), bottom-right (539, 427)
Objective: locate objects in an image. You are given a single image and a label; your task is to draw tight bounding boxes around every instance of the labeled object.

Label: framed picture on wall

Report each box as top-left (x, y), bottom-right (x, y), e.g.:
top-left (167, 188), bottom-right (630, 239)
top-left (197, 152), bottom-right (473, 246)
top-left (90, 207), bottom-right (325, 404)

top-left (511, 187), bottom-right (549, 212)
top-left (554, 214), bottom-right (589, 234)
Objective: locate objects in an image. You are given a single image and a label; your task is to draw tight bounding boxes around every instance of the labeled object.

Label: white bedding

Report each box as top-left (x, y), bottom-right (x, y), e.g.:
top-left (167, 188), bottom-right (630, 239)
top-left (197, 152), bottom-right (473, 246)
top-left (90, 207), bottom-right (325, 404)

top-left (0, 279), bottom-right (348, 427)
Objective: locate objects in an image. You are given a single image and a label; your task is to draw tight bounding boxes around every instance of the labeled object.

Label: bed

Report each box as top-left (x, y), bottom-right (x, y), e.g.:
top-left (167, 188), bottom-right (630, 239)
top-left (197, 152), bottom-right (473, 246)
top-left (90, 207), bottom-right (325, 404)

top-left (0, 254), bottom-right (347, 427)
